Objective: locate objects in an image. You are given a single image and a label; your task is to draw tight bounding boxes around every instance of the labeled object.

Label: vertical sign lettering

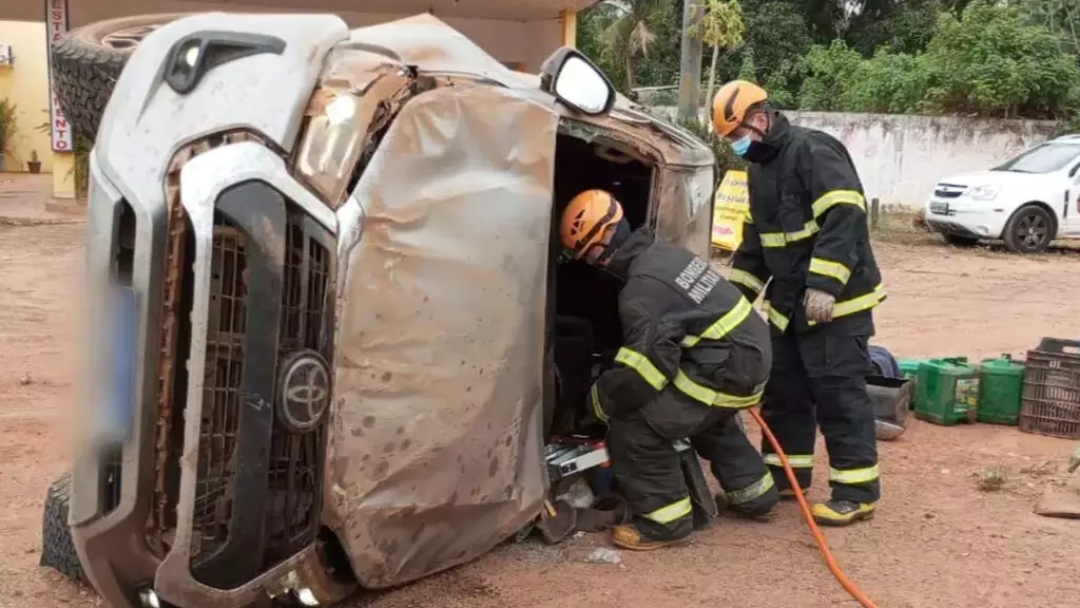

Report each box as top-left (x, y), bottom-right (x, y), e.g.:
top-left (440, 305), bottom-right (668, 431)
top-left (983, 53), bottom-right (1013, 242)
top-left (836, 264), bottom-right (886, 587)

top-left (45, 0), bottom-right (72, 152)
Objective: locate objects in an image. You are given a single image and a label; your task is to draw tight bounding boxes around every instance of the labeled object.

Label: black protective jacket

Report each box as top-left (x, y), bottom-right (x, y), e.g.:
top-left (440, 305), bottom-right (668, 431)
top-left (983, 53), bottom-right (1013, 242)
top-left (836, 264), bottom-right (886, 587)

top-left (591, 228), bottom-right (771, 424)
top-left (730, 112), bottom-right (884, 337)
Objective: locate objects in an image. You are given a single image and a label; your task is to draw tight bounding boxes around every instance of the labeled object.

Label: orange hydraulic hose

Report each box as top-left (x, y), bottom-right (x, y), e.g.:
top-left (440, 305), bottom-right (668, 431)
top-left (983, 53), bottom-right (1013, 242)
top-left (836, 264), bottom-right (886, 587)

top-left (749, 408), bottom-right (880, 608)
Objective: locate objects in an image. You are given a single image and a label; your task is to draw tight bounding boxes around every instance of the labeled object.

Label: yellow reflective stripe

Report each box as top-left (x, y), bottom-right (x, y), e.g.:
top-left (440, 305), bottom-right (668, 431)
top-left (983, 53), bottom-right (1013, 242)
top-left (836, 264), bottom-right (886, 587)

top-left (728, 269), bottom-right (764, 294)
top-left (614, 347), bottom-right (669, 390)
top-left (672, 370), bottom-right (763, 409)
top-left (807, 284), bottom-right (887, 327)
top-left (760, 232), bottom-right (786, 248)
top-left (590, 384), bottom-right (609, 423)
top-left (809, 257), bottom-right (851, 285)
top-left (759, 221), bottom-right (819, 248)
top-left (727, 472), bottom-right (776, 505)
top-left (830, 465), bottom-right (880, 485)
top-left (764, 453), bottom-right (814, 468)
top-left (680, 297), bottom-right (753, 348)
top-left (643, 496), bottom-right (693, 524)
top-left (762, 301), bottom-right (790, 332)
top-left (785, 220), bottom-right (820, 243)
top-left (832, 283), bottom-right (886, 318)
top-left (812, 190), bottom-right (866, 218)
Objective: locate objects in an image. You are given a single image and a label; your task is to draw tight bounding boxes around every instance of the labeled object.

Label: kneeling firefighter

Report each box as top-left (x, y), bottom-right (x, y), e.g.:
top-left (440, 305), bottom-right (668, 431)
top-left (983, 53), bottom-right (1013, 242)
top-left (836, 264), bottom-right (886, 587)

top-left (712, 80), bottom-right (885, 526)
top-left (559, 189), bottom-right (779, 551)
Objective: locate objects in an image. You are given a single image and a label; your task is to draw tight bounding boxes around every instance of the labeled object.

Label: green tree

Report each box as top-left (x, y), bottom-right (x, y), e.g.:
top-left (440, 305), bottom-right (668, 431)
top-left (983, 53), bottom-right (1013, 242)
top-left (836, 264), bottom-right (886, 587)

top-left (593, 0), bottom-right (672, 91)
top-left (578, 7), bottom-right (620, 82)
top-left (1020, 0), bottom-right (1080, 59)
top-left (579, 1), bottom-right (684, 92)
top-left (736, 1), bottom-right (813, 108)
top-left (798, 40), bottom-right (865, 110)
top-left (634, 1), bottom-right (684, 88)
top-left (738, 47), bottom-right (757, 81)
top-left (695, 0), bottom-right (747, 123)
top-left (847, 49), bottom-right (931, 113)
top-left (798, 41), bottom-right (928, 114)
top-left (797, 1), bottom-right (1080, 118)
top-left (845, 0), bottom-right (946, 56)
top-left (921, 0), bottom-right (1080, 117)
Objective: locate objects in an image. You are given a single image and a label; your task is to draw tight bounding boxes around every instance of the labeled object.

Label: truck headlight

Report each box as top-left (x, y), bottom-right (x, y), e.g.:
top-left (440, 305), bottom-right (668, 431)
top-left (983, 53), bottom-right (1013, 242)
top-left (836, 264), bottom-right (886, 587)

top-left (138, 588), bottom-right (161, 608)
top-left (324, 94), bottom-right (357, 124)
top-left (294, 88), bottom-right (369, 209)
top-left (967, 185), bottom-right (1000, 201)
top-left (296, 589), bottom-right (320, 606)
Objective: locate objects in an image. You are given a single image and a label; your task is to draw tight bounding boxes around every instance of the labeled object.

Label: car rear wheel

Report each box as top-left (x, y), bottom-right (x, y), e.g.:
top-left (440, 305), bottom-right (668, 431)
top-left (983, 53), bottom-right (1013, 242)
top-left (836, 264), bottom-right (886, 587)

top-left (1003, 204), bottom-right (1054, 254)
top-left (51, 14), bottom-right (187, 141)
top-left (942, 234), bottom-right (979, 248)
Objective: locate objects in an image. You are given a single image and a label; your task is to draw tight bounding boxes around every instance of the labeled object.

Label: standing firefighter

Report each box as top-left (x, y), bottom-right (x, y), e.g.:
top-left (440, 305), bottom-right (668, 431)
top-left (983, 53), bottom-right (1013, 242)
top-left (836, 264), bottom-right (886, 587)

top-left (559, 189), bottom-right (779, 551)
top-left (712, 81), bottom-right (886, 526)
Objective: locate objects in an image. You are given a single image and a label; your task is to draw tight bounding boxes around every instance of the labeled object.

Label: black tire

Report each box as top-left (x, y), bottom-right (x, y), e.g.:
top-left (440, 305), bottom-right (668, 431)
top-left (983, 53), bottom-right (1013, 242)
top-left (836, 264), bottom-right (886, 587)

top-left (50, 14), bottom-right (186, 142)
top-left (942, 234), bottom-right (979, 248)
top-left (39, 472), bottom-right (86, 582)
top-left (1003, 204), bottom-right (1055, 254)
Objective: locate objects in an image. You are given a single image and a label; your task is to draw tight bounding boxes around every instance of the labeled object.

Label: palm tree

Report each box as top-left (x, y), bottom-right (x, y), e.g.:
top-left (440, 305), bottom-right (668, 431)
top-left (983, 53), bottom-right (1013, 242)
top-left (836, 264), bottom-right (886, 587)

top-left (697, 0), bottom-right (745, 125)
top-left (597, 0), bottom-right (670, 92)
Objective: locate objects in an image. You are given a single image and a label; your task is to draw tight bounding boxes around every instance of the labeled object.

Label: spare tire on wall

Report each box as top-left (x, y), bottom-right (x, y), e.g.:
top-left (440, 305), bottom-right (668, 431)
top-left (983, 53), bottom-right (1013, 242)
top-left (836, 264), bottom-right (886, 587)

top-left (50, 14), bottom-right (187, 142)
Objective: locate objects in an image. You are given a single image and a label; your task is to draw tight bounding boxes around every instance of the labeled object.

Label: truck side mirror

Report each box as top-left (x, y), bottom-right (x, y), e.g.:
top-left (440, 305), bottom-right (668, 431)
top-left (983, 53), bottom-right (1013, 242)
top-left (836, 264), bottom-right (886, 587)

top-left (539, 47), bottom-right (616, 115)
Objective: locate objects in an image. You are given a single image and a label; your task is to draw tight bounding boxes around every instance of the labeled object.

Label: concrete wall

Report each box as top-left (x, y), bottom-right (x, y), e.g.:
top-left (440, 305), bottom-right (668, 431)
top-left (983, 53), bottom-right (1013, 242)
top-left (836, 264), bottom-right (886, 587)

top-left (788, 112), bottom-right (1059, 207)
top-left (653, 107), bottom-right (1060, 207)
top-left (66, 1), bottom-right (564, 72)
top-left (0, 20), bottom-right (53, 173)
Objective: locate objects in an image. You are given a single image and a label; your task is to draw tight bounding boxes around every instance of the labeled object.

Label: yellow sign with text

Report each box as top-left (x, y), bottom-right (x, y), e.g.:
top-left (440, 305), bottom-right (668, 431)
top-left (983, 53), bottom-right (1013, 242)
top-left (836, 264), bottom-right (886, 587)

top-left (712, 169), bottom-right (750, 251)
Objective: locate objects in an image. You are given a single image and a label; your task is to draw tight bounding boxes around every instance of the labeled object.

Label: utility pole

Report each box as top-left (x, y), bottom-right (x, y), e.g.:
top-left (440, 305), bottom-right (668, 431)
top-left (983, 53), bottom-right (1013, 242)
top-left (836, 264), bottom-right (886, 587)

top-left (678, 0), bottom-right (705, 123)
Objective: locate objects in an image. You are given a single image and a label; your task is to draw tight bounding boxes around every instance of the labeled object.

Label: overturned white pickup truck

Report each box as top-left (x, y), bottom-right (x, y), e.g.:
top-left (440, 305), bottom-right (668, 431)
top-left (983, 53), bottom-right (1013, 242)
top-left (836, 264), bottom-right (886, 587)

top-left (40, 12), bottom-right (724, 608)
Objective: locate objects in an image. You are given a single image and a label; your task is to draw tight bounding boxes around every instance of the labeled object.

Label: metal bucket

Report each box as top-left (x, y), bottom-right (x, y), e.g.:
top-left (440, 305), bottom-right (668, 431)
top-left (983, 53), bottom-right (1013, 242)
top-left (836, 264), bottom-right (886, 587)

top-left (868, 375), bottom-right (913, 441)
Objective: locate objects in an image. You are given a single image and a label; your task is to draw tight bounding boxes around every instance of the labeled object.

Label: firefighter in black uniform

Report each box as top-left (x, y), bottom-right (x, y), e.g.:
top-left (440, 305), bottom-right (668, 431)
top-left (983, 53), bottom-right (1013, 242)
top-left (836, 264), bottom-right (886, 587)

top-left (558, 189), bottom-right (779, 551)
top-left (711, 80), bottom-right (885, 526)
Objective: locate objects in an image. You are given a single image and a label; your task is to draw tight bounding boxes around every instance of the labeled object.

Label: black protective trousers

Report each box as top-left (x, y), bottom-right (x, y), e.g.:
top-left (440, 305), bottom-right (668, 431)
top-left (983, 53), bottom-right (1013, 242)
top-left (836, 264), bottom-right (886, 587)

top-left (607, 391), bottom-right (779, 541)
top-left (759, 330), bottom-right (880, 504)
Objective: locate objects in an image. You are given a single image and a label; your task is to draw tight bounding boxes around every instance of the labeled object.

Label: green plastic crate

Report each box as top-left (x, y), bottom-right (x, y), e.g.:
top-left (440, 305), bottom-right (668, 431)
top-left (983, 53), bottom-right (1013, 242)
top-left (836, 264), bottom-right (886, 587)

top-left (914, 357), bottom-right (980, 426)
top-left (977, 354), bottom-right (1024, 425)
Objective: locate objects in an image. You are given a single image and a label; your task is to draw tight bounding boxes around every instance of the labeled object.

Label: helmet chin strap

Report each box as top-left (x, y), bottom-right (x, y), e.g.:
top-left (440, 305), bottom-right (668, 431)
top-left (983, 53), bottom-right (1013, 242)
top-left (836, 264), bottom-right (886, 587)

top-left (596, 218), bottom-right (632, 265)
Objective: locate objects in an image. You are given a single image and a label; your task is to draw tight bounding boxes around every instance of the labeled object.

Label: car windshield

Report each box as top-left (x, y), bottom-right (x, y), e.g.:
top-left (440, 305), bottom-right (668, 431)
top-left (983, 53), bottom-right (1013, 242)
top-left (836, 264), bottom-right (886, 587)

top-left (992, 142), bottom-right (1080, 174)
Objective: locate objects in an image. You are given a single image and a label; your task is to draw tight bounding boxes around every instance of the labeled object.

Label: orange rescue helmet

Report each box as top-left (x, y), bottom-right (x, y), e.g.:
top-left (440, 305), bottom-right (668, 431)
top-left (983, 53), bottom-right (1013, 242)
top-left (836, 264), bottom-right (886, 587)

top-left (560, 189), bottom-right (625, 260)
top-left (712, 80), bottom-right (769, 137)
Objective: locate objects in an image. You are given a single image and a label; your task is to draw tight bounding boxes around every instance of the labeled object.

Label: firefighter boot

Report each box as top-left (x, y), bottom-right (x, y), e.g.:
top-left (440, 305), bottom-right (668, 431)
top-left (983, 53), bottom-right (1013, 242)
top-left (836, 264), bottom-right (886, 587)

top-left (811, 499), bottom-right (876, 526)
top-left (611, 524), bottom-right (691, 551)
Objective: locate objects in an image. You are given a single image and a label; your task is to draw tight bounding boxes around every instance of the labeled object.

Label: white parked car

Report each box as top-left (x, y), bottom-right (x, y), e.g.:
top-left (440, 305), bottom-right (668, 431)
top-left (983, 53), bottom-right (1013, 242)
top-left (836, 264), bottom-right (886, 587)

top-left (924, 134), bottom-right (1080, 253)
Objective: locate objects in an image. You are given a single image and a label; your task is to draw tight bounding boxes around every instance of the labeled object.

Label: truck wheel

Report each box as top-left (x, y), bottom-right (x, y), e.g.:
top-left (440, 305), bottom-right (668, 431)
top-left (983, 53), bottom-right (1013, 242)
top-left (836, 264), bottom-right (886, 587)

top-left (50, 14), bottom-right (186, 141)
top-left (39, 472), bottom-right (86, 582)
top-left (942, 234), bottom-right (979, 248)
top-left (1003, 204), bottom-right (1054, 254)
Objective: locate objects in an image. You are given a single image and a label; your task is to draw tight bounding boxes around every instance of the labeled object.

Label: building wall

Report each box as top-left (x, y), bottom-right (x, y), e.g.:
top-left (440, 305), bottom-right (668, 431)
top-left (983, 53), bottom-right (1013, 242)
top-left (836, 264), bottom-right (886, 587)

top-left (68, 1), bottom-right (565, 72)
top-left (653, 107), bottom-right (1060, 207)
top-left (788, 112), bottom-right (1059, 207)
top-left (0, 20), bottom-right (53, 173)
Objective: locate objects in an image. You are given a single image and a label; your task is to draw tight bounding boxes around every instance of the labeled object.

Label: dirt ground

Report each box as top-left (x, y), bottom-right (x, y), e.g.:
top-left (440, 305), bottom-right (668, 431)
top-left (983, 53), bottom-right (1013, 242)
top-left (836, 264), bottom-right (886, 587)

top-left (2, 201), bottom-right (1080, 608)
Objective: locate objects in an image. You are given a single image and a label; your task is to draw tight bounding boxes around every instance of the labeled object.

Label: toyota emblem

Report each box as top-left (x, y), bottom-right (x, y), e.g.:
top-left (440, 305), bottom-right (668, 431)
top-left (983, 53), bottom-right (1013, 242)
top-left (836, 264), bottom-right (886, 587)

top-left (277, 350), bottom-right (331, 433)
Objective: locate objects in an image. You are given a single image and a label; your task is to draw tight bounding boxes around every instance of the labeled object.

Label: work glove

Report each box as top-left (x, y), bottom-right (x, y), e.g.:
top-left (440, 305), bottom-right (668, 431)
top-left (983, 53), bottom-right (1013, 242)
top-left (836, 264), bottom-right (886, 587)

top-left (1069, 444), bottom-right (1080, 474)
top-left (804, 288), bottom-right (836, 324)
